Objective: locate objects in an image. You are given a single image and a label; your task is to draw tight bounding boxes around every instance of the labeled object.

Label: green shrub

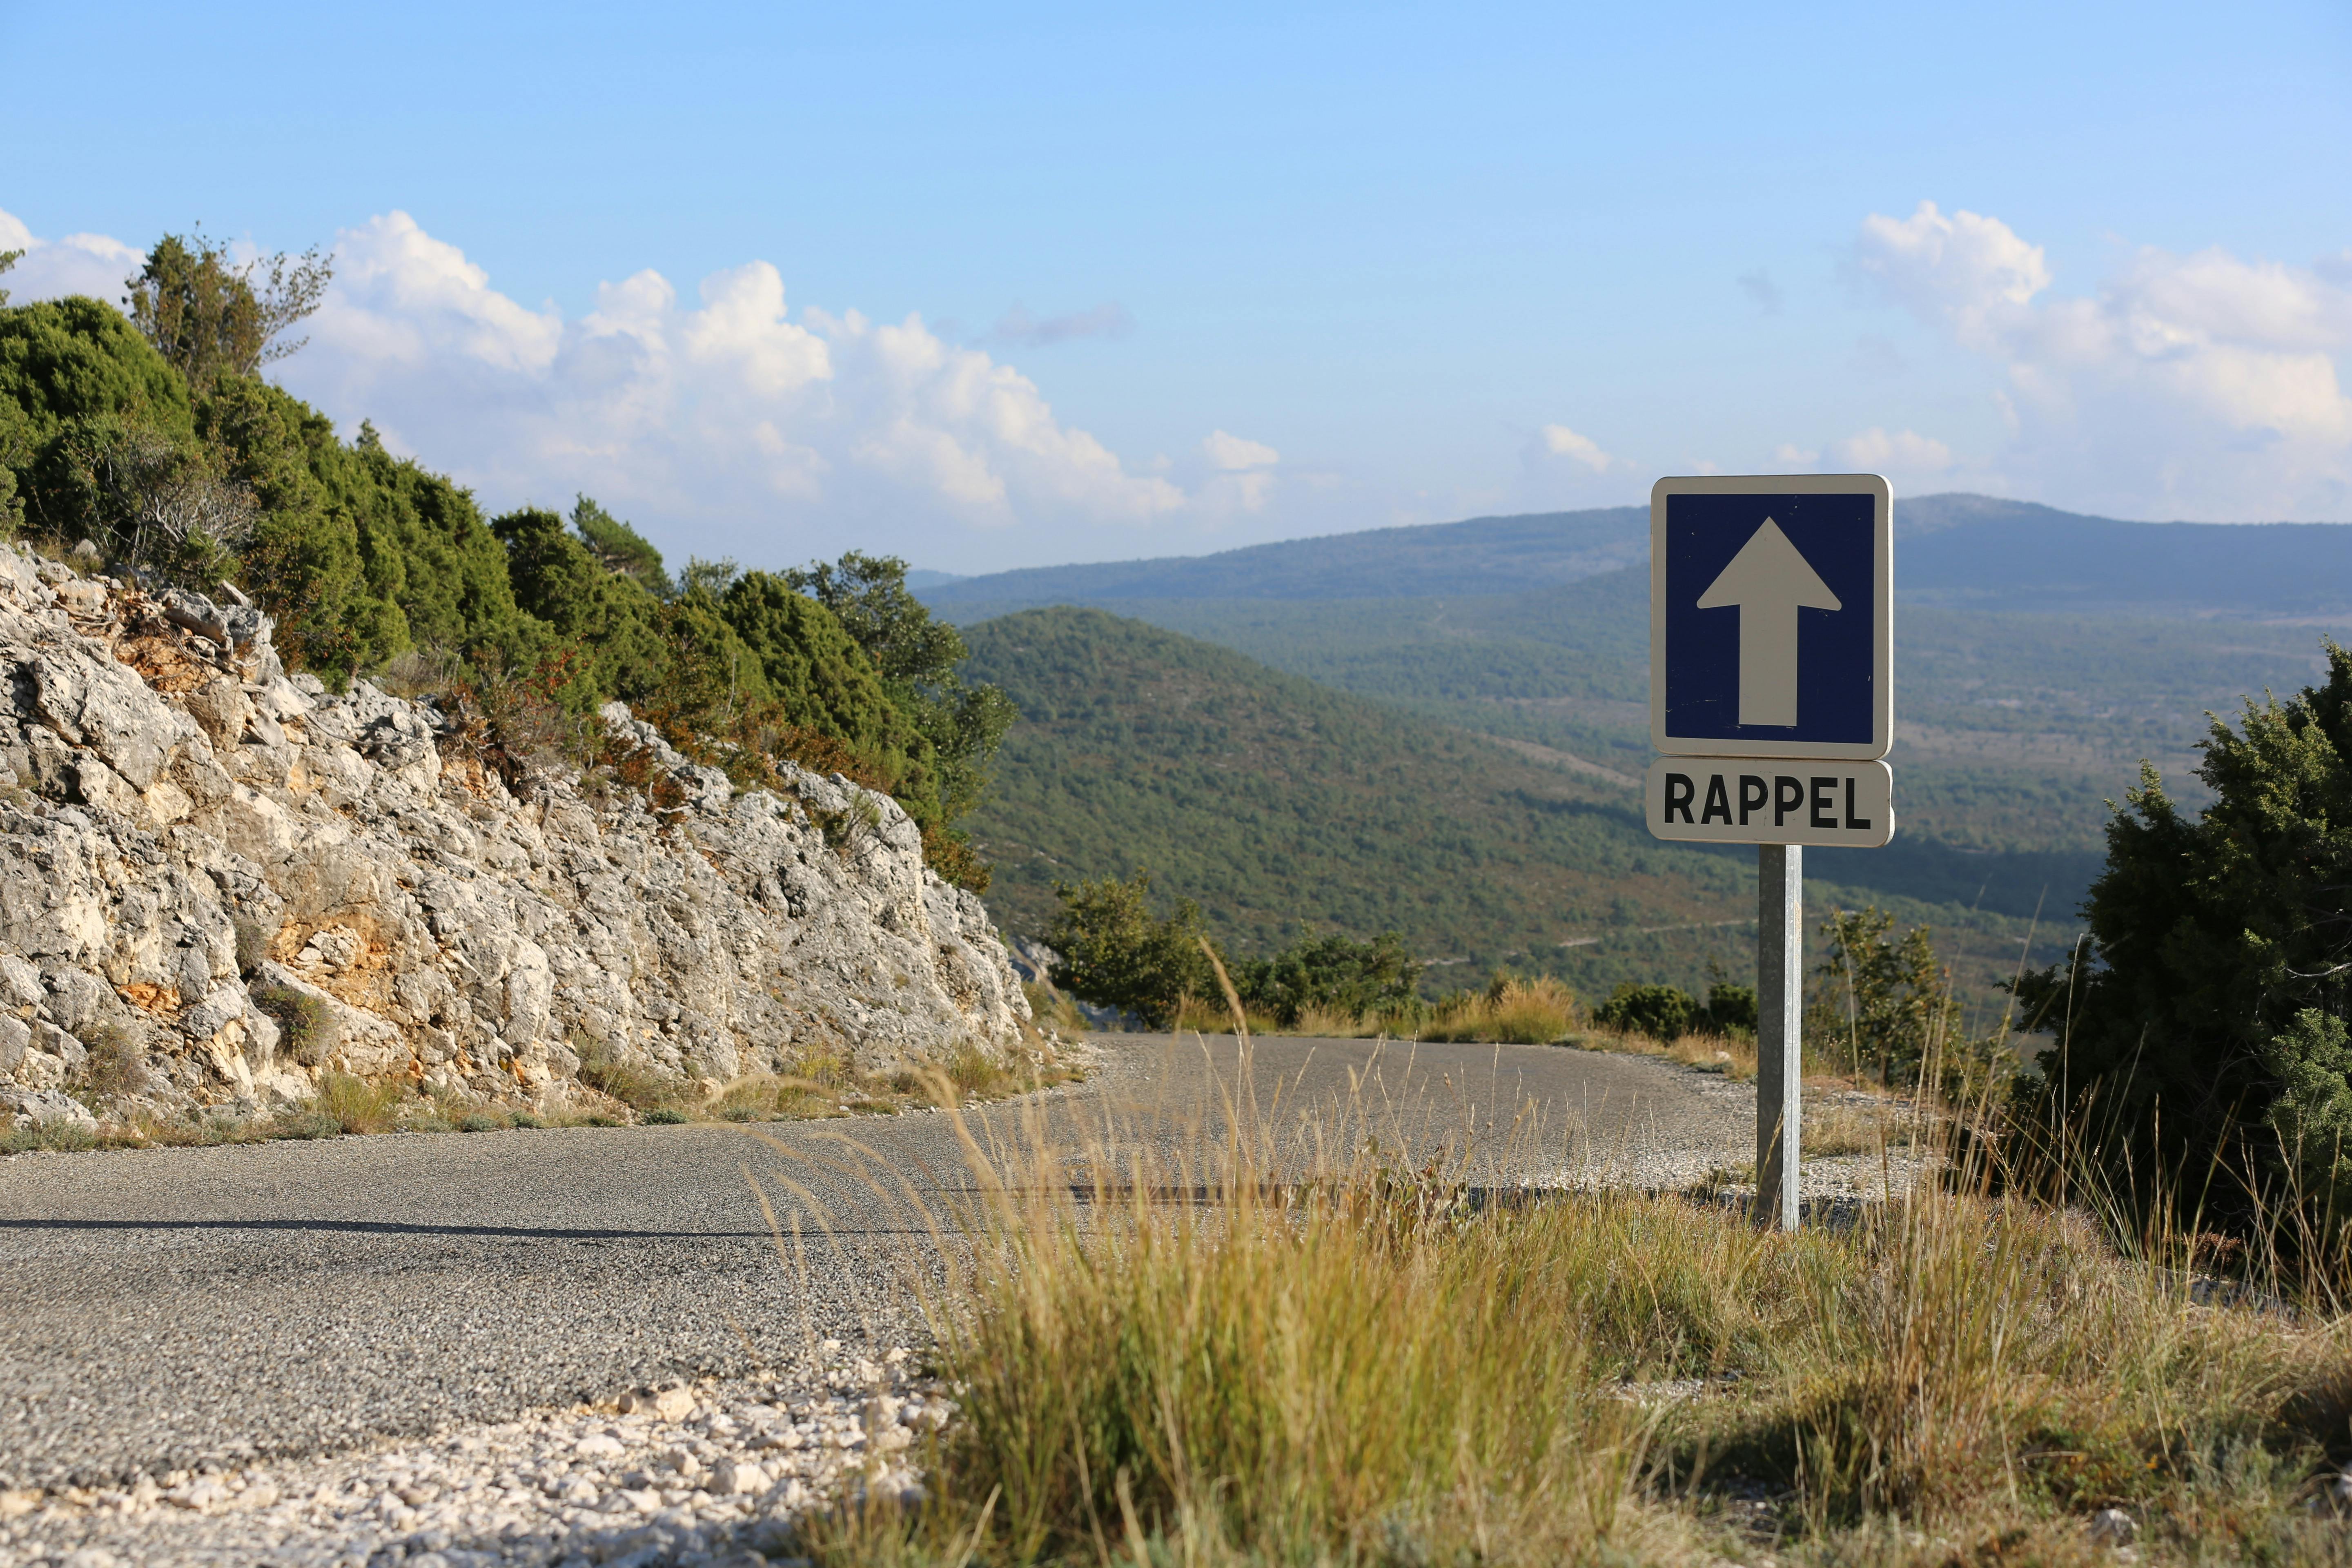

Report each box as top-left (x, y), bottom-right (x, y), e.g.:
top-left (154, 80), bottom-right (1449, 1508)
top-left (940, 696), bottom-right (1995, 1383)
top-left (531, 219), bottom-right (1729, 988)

top-left (1, 293), bottom-right (1011, 884)
top-left (3, 1118), bottom-right (98, 1154)
top-left (1232, 930), bottom-right (1421, 1027)
top-left (1807, 906), bottom-right (1964, 1087)
top-left (311, 1070), bottom-right (403, 1134)
top-left (1046, 869), bottom-right (1215, 1029)
top-left (249, 983), bottom-right (334, 1065)
top-left (1593, 981), bottom-right (1699, 1042)
top-left (457, 1111), bottom-right (505, 1133)
top-left (2006, 643), bottom-right (2352, 1230)
top-left (268, 1108), bottom-right (343, 1140)
top-left (1702, 981), bottom-right (1757, 1037)
top-left (576, 1041), bottom-right (675, 1112)
top-left (643, 1107), bottom-right (689, 1125)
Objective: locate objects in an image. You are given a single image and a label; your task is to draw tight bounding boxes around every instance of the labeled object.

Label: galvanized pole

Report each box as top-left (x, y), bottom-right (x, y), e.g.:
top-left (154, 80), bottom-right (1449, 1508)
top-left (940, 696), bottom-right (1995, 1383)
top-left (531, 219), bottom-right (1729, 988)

top-left (1756, 844), bottom-right (1803, 1228)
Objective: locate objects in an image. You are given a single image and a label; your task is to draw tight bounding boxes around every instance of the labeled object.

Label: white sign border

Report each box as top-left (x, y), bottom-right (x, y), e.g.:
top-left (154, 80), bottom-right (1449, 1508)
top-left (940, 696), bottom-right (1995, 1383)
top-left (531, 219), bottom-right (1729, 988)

top-left (1649, 472), bottom-right (1893, 761)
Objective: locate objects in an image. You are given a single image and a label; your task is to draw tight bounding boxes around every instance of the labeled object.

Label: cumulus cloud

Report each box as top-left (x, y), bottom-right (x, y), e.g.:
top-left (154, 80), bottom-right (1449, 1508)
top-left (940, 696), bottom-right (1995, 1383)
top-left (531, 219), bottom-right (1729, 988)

top-left (1194, 430), bottom-right (1281, 512)
top-left (1853, 199), bottom-right (2352, 517)
top-left (0, 210), bottom-right (144, 305)
top-left (1829, 427), bottom-right (1953, 474)
top-left (0, 207), bottom-right (1228, 566)
top-left (1535, 423), bottom-right (1612, 473)
top-left (1202, 430), bottom-right (1279, 471)
top-left (988, 301), bottom-right (1134, 348)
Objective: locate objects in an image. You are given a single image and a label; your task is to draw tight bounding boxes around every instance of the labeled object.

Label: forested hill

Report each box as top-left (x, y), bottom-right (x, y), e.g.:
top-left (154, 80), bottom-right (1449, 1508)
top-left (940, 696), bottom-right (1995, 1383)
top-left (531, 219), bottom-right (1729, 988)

top-left (958, 606), bottom-right (2067, 1004)
top-left (927, 493), bottom-right (2352, 619)
top-left (958, 607), bottom-right (1747, 975)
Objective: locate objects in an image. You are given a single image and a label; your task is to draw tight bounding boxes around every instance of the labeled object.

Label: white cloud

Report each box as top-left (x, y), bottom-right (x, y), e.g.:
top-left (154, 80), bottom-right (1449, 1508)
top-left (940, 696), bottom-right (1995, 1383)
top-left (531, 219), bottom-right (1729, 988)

top-left (1851, 200), bottom-right (2051, 350)
top-left (1829, 427), bottom-right (1952, 474)
top-left (1853, 200), bottom-right (2352, 517)
top-left (0, 210), bottom-right (144, 306)
top-left (0, 207), bottom-right (1229, 567)
top-left (1535, 423), bottom-right (1612, 473)
top-left (1193, 430), bottom-right (1281, 512)
top-left (1202, 430), bottom-right (1279, 471)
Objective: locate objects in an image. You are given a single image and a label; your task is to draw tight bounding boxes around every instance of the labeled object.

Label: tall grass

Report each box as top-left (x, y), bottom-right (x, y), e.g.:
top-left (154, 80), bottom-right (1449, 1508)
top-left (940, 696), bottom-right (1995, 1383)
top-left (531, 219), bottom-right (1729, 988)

top-left (1417, 973), bottom-right (1579, 1044)
top-left (793, 1031), bottom-right (2352, 1568)
top-left (1163, 974), bottom-right (1582, 1044)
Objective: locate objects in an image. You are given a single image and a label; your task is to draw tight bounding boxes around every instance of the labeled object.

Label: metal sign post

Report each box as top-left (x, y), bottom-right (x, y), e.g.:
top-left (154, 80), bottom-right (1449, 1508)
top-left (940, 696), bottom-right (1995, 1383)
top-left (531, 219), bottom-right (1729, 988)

top-left (1645, 474), bottom-right (1895, 1229)
top-left (1757, 843), bottom-right (1802, 1229)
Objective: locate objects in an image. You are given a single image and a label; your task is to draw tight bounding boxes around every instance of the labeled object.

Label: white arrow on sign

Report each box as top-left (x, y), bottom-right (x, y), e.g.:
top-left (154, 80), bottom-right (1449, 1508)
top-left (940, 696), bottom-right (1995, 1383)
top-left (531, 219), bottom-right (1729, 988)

top-left (1695, 517), bottom-right (1840, 727)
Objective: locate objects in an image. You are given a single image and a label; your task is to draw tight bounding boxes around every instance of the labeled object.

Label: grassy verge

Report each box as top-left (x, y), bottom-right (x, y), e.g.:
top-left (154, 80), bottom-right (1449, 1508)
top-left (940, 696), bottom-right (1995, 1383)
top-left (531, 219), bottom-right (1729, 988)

top-left (1164, 975), bottom-right (1586, 1045)
top-left (4, 1040), bottom-right (1083, 1156)
top-left (789, 1064), bottom-right (2352, 1567)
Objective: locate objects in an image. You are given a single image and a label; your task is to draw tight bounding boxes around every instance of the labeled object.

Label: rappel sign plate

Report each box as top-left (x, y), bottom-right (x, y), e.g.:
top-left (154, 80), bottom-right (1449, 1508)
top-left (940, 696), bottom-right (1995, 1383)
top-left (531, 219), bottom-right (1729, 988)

top-left (1650, 474), bottom-right (1892, 760)
top-left (1644, 757), bottom-right (1895, 849)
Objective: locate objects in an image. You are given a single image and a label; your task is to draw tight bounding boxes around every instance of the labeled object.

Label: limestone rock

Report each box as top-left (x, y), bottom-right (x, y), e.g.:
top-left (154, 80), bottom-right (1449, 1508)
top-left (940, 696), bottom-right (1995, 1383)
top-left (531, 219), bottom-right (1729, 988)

top-left (0, 546), bottom-right (1031, 1122)
top-left (0, 1085), bottom-right (98, 1132)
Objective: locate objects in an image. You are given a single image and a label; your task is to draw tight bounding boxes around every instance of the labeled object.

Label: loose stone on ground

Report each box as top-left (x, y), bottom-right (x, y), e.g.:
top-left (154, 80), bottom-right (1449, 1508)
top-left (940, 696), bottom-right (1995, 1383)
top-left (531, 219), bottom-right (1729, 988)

top-left (0, 1344), bottom-right (941, 1568)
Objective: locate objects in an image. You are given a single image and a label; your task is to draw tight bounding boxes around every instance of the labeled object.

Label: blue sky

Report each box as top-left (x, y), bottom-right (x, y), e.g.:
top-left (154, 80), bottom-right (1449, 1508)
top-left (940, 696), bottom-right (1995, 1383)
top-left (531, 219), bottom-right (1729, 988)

top-left (4, 0), bottom-right (2349, 572)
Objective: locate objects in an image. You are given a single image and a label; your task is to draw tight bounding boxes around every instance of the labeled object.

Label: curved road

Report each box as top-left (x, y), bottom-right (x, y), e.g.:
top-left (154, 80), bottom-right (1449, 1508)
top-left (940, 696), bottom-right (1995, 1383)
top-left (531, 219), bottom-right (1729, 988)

top-left (0, 1034), bottom-right (1741, 1492)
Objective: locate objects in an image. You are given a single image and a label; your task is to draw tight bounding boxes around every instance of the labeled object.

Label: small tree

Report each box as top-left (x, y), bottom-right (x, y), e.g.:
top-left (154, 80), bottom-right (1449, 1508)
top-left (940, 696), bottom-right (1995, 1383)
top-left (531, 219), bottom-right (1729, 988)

top-left (125, 230), bottom-right (332, 385)
top-left (2011, 642), bottom-right (2352, 1231)
top-left (1046, 871), bottom-right (1216, 1029)
top-left (788, 550), bottom-right (1017, 825)
top-left (1594, 983), bottom-right (1699, 1042)
top-left (1810, 906), bottom-right (1964, 1088)
top-left (0, 246), bottom-right (21, 307)
top-left (1232, 930), bottom-right (1420, 1026)
top-left (571, 494), bottom-right (673, 597)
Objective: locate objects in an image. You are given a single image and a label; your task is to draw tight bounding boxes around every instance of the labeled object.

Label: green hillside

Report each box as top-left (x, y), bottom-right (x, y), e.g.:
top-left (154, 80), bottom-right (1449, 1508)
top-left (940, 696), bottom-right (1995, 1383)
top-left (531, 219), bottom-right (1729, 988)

top-left (948, 559), bottom-right (2352, 928)
top-left (962, 607), bottom-right (2060, 1015)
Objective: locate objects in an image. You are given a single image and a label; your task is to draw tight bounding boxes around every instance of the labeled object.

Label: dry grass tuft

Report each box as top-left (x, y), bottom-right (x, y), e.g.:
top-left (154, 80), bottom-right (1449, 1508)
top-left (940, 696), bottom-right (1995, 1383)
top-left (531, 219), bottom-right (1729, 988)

top-left (791, 1055), bottom-right (2352, 1568)
top-left (310, 1070), bottom-right (407, 1134)
top-left (1419, 973), bottom-right (1579, 1044)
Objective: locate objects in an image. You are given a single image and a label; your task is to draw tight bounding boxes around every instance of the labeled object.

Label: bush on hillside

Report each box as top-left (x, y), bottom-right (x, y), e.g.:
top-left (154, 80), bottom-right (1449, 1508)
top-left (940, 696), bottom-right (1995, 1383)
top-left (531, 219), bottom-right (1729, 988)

top-left (1045, 870), bottom-right (1215, 1030)
top-left (1593, 982), bottom-right (1699, 1041)
top-left (1703, 981), bottom-right (1757, 1037)
top-left (1591, 980), bottom-right (1757, 1044)
top-left (0, 274), bottom-right (1014, 886)
top-left (2010, 641), bottom-right (2352, 1232)
top-left (1231, 929), bottom-right (1421, 1027)
top-left (1808, 906), bottom-right (1970, 1089)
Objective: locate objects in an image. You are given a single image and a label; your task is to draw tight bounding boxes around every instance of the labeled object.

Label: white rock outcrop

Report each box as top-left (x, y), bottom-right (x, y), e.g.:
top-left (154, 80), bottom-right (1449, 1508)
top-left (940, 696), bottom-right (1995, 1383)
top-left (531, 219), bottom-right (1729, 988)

top-left (0, 546), bottom-right (1030, 1123)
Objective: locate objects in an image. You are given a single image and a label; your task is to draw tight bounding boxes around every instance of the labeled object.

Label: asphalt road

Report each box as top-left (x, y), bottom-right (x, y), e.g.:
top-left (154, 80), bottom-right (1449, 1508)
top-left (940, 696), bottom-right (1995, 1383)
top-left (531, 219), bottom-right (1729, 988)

top-left (0, 1034), bottom-right (1741, 1492)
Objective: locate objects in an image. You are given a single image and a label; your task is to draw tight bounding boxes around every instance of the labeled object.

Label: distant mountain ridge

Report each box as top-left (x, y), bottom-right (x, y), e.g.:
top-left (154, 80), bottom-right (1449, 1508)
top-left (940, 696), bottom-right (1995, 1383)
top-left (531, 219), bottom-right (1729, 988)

top-left (926, 506), bottom-right (1647, 607)
top-left (924, 494), bottom-right (2352, 618)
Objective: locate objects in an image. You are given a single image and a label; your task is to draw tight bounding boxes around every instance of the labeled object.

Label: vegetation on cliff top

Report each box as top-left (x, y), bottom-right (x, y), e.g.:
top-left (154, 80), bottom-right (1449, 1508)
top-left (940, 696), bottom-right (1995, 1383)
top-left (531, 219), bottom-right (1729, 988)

top-left (0, 235), bottom-right (1008, 885)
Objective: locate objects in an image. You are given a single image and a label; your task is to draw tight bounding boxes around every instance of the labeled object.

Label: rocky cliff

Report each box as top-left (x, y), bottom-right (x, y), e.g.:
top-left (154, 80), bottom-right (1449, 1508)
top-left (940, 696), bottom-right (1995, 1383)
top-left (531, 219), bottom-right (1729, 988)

top-left (0, 545), bottom-right (1031, 1131)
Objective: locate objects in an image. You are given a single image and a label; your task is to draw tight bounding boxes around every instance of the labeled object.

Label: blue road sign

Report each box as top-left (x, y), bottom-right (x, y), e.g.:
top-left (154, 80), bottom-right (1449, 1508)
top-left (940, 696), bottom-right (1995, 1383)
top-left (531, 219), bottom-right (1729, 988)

top-left (1649, 474), bottom-right (1891, 760)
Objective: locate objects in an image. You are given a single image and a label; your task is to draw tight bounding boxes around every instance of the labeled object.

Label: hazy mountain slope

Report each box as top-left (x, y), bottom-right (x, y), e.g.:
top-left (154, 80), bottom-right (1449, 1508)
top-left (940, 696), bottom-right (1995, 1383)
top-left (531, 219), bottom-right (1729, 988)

top-left (958, 608), bottom-right (1732, 964)
top-left (958, 572), bottom-right (2345, 932)
top-left (960, 608), bottom-right (2066, 1009)
top-left (925, 506), bottom-right (1646, 612)
top-left (928, 493), bottom-right (2352, 618)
